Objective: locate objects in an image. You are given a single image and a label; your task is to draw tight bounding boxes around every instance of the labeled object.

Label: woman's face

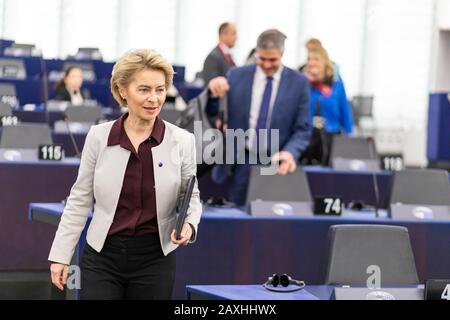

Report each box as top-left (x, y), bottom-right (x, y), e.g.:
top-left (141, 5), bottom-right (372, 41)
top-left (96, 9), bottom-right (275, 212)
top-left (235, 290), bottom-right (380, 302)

top-left (120, 69), bottom-right (167, 122)
top-left (65, 68), bottom-right (83, 91)
top-left (306, 53), bottom-right (326, 82)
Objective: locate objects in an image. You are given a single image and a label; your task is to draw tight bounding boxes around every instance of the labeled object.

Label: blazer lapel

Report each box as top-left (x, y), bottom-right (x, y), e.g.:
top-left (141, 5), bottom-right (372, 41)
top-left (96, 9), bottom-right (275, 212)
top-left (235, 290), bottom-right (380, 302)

top-left (270, 67), bottom-right (289, 128)
top-left (151, 127), bottom-right (180, 221)
top-left (243, 65), bottom-right (257, 130)
top-left (97, 145), bottom-right (131, 216)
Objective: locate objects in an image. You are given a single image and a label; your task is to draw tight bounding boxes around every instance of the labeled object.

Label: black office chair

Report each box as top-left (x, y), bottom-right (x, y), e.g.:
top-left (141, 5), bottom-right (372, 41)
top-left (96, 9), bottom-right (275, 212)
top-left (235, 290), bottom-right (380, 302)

top-left (247, 165), bottom-right (312, 203)
top-left (178, 89), bottom-right (225, 169)
top-left (65, 105), bottom-right (103, 123)
top-left (323, 224), bottom-right (419, 286)
top-left (351, 95), bottom-right (374, 127)
top-left (0, 101), bottom-right (13, 116)
top-left (3, 43), bottom-right (41, 58)
top-left (391, 169), bottom-right (450, 206)
top-left (246, 166), bottom-right (313, 216)
top-left (160, 104), bottom-right (182, 125)
top-left (53, 105), bottom-right (103, 134)
top-left (10, 43), bottom-right (36, 50)
top-left (390, 169), bottom-right (450, 220)
top-left (0, 123), bottom-right (52, 149)
top-left (330, 136), bottom-right (380, 171)
top-left (0, 83), bottom-right (19, 110)
top-left (0, 58), bottom-right (27, 80)
top-left (74, 47), bottom-right (103, 61)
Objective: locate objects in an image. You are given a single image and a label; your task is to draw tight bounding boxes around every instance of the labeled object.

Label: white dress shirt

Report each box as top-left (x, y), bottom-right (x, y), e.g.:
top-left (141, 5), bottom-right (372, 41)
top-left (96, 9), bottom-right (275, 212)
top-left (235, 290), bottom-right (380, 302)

top-left (70, 90), bottom-right (84, 106)
top-left (247, 65), bottom-right (284, 150)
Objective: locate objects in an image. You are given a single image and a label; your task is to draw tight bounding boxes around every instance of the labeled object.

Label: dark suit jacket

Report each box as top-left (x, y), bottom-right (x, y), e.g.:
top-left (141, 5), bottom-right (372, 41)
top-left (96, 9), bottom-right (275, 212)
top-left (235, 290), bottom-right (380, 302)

top-left (202, 46), bottom-right (234, 84)
top-left (207, 64), bottom-right (311, 160)
top-left (54, 86), bottom-right (86, 102)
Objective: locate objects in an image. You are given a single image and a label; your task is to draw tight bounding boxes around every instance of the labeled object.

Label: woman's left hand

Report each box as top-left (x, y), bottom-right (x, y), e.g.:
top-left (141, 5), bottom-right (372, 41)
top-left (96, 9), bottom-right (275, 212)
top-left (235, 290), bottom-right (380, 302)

top-left (171, 223), bottom-right (193, 246)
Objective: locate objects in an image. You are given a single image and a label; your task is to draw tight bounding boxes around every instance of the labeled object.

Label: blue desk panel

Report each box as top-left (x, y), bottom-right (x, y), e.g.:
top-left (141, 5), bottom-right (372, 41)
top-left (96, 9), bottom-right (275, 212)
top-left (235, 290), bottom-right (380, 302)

top-left (186, 284), bottom-right (424, 300)
top-left (28, 204), bottom-right (450, 299)
top-left (186, 285), bottom-right (323, 300)
top-left (427, 93), bottom-right (450, 161)
top-left (0, 78), bottom-right (43, 105)
top-left (0, 161), bottom-right (79, 270)
top-left (14, 108), bottom-right (122, 128)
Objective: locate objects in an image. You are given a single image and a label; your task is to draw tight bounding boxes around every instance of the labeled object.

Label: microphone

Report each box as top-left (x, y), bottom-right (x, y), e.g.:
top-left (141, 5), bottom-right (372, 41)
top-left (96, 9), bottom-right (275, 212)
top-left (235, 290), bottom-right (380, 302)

top-left (40, 57), bottom-right (51, 124)
top-left (367, 136), bottom-right (380, 218)
top-left (62, 114), bottom-right (81, 158)
top-left (314, 100), bottom-right (328, 165)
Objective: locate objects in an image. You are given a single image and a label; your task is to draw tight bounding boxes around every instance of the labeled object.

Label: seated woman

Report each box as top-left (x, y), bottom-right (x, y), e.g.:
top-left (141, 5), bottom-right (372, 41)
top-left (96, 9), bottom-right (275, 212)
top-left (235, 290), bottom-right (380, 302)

top-left (54, 67), bottom-right (85, 106)
top-left (301, 46), bottom-right (353, 165)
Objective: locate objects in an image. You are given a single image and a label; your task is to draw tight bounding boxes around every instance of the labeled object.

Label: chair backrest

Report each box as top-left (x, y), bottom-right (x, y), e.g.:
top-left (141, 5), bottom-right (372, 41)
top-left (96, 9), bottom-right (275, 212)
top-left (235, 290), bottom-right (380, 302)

top-left (160, 105), bottom-right (182, 125)
top-left (177, 89), bottom-right (224, 165)
top-left (11, 43), bottom-right (35, 50)
top-left (331, 136), bottom-right (378, 160)
top-left (391, 169), bottom-right (450, 206)
top-left (351, 96), bottom-right (374, 118)
top-left (75, 47), bottom-right (103, 61)
top-left (0, 102), bottom-right (13, 116)
top-left (0, 58), bottom-right (27, 79)
top-left (0, 123), bottom-right (52, 148)
top-left (0, 83), bottom-right (18, 108)
top-left (65, 105), bottom-right (103, 123)
top-left (4, 43), bottom-right (41, 58)
top-left (323, 224), bottom-right (419, 286)
top-left (246, 165), bottom-right (312, 204)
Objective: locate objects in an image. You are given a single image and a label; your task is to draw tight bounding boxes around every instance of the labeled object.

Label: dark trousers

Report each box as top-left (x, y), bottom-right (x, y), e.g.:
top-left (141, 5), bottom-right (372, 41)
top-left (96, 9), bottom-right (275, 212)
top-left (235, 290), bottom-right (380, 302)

top-left (300, 129), bottom-right (340, 166)
top-left (80, 234), bottom-right (176, 300)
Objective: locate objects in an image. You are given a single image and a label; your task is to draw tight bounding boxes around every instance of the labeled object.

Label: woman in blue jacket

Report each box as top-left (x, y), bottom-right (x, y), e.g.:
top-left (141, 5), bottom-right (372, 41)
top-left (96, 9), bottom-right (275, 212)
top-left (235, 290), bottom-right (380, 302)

top-left (301, 46), bottom-right (353, 165)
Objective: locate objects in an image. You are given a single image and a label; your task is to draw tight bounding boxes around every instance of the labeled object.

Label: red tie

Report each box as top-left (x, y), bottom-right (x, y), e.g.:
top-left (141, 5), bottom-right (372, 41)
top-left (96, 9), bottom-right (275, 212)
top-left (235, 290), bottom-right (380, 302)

top-left (224, 53), bottom-right (235, 67)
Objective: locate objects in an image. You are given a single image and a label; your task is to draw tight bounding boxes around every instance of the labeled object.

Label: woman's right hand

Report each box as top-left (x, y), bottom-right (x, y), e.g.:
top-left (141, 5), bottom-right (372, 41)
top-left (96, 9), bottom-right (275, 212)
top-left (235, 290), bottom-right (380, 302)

top-left (50, 263), bottom-right (69, 291)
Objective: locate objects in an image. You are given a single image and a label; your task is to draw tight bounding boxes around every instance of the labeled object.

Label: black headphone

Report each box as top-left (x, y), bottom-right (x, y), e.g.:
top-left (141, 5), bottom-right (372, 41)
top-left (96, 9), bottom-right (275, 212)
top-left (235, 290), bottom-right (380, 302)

top-left (262, 274), bottom-right (306, 292)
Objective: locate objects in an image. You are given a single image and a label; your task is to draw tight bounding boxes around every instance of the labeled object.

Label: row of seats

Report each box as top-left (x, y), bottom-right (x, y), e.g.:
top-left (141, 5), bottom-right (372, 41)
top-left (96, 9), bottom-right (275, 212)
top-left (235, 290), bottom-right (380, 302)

top-left (0, 100), bottom-right (403, 175)
top-left (0, 104), bottom-right (183, 159)
top-left (247, 165), bottom-right (450, 218)
top-left (0, 39), bottom-right (188, 107)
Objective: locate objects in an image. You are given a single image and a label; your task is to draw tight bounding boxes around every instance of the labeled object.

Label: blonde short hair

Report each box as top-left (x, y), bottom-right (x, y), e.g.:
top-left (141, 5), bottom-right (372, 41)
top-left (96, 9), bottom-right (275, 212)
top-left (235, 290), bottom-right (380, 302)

top-left (110, 49), bottom-right (174, 106)
top-left (308, 46), bottom-right (334, 81)
top-left (305, 38), bottom-right (322, 50)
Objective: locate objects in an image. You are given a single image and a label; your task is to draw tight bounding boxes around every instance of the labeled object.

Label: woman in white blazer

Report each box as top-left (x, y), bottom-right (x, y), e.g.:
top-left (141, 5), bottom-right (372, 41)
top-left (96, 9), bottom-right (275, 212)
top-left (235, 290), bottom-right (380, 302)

top-left (49, 49), bottom-right (202, 299)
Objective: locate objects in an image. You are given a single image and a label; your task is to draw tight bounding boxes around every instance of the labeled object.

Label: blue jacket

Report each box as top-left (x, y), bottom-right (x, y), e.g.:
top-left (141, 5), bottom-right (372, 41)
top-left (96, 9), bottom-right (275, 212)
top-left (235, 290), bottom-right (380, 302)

top-left (207, 64), bottom-right (311, 160)
top-left (309, 80), bottom-right (353, 134)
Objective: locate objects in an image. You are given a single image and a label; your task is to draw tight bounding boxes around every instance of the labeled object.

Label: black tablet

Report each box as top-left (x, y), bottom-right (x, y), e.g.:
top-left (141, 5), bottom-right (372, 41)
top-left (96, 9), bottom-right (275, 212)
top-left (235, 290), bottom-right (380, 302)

top-left (175, 175), bottom-right (196, 240)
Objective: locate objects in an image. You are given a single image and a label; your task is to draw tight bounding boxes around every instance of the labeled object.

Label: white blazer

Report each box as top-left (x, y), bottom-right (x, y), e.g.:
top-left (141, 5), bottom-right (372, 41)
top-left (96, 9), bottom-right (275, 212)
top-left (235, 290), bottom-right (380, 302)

top-left (48, 119), bottom-right (202, 265)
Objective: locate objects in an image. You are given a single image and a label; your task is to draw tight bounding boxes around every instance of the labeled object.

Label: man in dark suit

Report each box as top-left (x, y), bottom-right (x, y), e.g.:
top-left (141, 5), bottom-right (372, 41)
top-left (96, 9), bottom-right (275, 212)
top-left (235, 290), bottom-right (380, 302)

top-left (206, 29), bottom-right (311, 205)
top-left (201, 22), bottom-right (237, 84)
